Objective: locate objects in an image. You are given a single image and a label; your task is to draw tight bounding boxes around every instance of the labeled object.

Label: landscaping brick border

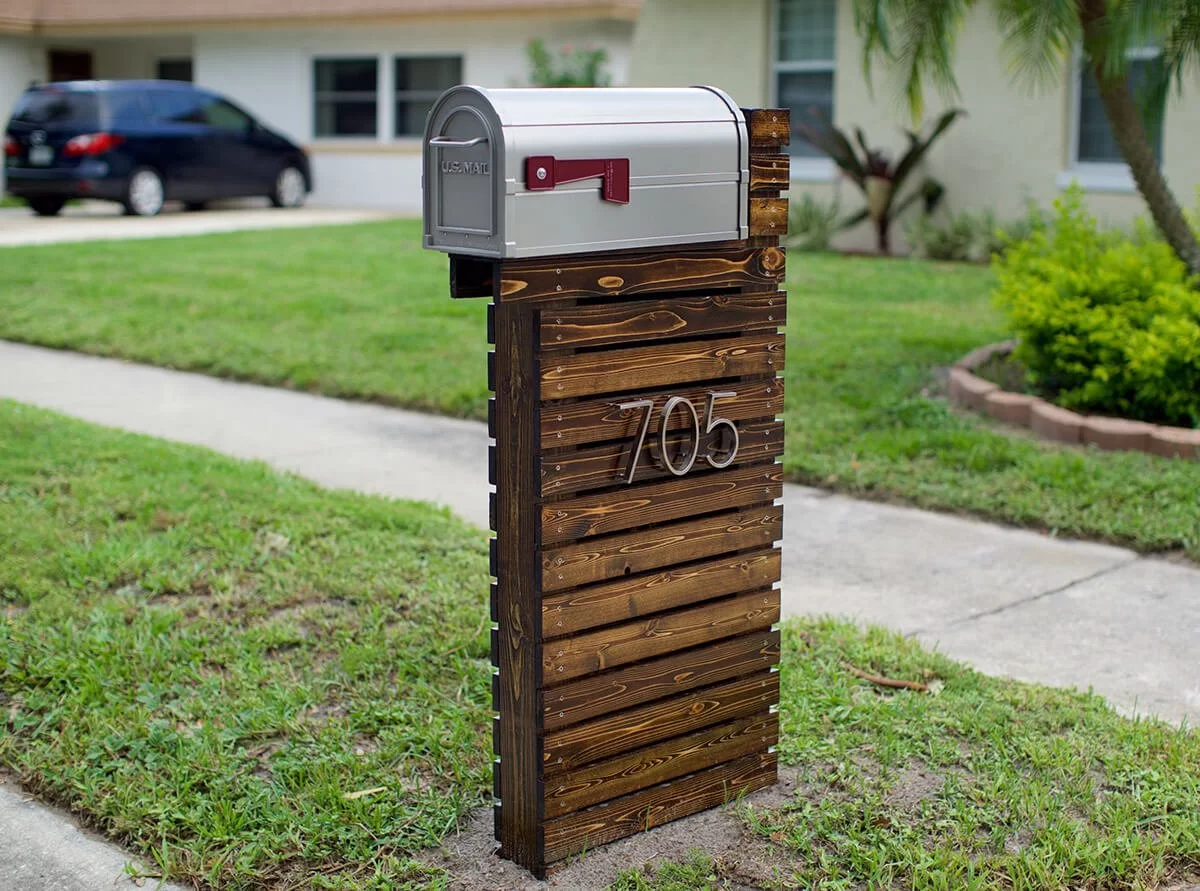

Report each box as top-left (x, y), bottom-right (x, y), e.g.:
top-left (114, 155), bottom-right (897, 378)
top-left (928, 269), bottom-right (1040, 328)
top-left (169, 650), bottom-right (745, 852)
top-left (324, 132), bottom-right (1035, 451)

top-left (948, 342), bottom-right (1200, 460)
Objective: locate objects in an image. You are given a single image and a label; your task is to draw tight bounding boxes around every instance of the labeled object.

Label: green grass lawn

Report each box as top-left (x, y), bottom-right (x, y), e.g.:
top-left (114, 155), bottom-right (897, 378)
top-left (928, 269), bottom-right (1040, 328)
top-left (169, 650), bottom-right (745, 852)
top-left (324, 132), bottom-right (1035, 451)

top-left (0, 220), bottom-right (1197, 558)
top-left (2, 402), bottom-right (1198, 889)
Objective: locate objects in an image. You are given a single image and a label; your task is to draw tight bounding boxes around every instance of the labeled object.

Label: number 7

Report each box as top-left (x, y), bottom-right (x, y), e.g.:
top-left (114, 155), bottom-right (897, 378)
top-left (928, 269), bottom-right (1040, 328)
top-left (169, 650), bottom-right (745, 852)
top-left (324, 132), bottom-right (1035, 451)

top-left (616, 399), bottom-right (655, 483)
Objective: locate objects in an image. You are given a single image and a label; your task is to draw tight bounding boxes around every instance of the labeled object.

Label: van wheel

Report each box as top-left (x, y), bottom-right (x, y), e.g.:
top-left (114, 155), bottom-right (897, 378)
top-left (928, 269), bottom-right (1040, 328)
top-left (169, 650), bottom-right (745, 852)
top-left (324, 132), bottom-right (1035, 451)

top-left (28, 196), bottom-right (67, 217)
top-left (270, 166), bottom-right (306, 208)
top-left (124, 168), bottom-right (165, 217)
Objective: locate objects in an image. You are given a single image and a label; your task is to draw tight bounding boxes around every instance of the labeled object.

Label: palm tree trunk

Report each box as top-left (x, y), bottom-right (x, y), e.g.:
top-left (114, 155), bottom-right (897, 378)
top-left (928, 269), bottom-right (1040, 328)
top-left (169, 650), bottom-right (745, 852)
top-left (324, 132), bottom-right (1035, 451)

top-left (1077, 0), bottom-right (1200, 277)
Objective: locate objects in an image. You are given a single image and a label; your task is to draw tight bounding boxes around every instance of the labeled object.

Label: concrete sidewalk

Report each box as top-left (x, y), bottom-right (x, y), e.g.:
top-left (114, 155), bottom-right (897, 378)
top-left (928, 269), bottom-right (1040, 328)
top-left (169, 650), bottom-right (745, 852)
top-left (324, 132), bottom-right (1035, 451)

top-left (0, 201), bottom-right (395, 247)
top-left (0, 339), bottom-right (1197, 884)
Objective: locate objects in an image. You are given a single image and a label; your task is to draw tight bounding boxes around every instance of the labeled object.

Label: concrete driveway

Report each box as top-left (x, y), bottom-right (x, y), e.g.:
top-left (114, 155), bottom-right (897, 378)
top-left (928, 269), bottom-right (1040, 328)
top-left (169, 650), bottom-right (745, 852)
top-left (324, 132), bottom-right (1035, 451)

top-left (0, 200), bottom-right (396, 247)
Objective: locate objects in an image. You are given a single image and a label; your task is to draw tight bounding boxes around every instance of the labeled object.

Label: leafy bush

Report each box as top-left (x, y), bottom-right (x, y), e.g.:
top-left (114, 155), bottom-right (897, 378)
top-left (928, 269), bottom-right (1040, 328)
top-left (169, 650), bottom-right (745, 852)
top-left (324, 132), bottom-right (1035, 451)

top-left (526, 38), bottom-right (610, 87)
top-left (907, 203), bottom-right (1049, 262)
top-left (787, 193), bottom-right (841, 252)
top-left (993, 186), bottom-right (1200, 427)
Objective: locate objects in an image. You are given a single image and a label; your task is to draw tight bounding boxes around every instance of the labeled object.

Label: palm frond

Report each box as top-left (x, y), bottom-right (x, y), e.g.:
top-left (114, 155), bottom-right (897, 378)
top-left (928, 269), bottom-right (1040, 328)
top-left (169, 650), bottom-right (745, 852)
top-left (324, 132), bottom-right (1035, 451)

top-left (851, 0), bottom-right (976, 122)
top-left (992, 0), bottom-right (1079, 90)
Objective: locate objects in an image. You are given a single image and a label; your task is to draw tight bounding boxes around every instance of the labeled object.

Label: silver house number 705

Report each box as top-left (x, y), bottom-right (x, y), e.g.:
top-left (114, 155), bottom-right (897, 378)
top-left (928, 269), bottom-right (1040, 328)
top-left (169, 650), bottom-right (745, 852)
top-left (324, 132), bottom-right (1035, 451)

top-left (616, 391), bottom-right (740, 484)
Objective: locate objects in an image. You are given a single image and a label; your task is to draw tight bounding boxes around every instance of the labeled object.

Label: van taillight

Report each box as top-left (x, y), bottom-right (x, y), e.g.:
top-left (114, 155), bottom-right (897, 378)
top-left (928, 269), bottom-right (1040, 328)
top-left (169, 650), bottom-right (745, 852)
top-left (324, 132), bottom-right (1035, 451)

top-left (3, 137), bottom-right (17, 157)
top-left (64, 132), bottom-right (124, 157)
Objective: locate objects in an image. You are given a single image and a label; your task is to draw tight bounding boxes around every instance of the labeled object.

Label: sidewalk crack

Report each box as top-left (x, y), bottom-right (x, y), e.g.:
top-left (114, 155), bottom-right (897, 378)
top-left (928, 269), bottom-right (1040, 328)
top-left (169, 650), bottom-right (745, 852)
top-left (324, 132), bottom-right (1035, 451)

top-left (910, 555), bottom-right (1142, 636)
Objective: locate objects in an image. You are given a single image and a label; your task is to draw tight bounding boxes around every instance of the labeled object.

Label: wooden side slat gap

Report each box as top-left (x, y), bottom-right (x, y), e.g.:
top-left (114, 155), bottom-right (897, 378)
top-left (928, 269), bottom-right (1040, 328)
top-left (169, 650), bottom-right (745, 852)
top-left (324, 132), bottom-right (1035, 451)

top-left (542, 587), bottom-right (780, 684)
top-left (539, 417), bottom-right (782, 498)
top-left (540, 325), bottom-right (780, 359)
top-left (543, 547), bottom-right (781, 639)
top-left (542, 752), bottom-right (778, 863)
top-left (542, 459), bottom-right (783, 544)
top-left (539, 293), bottom-right (786, 351)
top-left (540, 333), bottom-right (784, 401)
top-left (544, 713), bottom-right (779, 816)
top-left (545, 670), bottom-right (779, 773)
top-left (543, 629), bottom-right (780, 732)
top-left (539, 379), bottom-right (785, 452)
top-left (542, 504), bottom-right (783, 593)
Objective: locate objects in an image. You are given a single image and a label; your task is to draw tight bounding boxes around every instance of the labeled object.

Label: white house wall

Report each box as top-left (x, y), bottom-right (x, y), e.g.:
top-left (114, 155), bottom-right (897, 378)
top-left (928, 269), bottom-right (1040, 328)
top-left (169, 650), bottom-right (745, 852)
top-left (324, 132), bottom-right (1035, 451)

top-left (194, 17), bottom-right (634, 210)
top-left (0, 35), bottom-right (42, 193)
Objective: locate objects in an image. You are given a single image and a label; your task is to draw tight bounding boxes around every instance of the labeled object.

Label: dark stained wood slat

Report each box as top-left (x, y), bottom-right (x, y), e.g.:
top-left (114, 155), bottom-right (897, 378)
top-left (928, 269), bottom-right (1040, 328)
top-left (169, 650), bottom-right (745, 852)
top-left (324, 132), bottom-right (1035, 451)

top-left (540, 334), bottom-right (784, 401)
top-left (745, 107), bottom-right (791, 147)
top-left (540, 418), bottom-right (781, 497)
top-left (490, 301), bottom-right (543, 871)
top-left (543, 589), bottom-right (780, 682)
top-left (749, 198), bottom-right (789, 238)
top-left (496, 244), bottom-right (785, 302)
top-left (542, 505), bottom-right (783, 593)
top-left (539, 378), bottom-right (783, 451)
top-left (540, 293), bottom-right (785, 350)
top-left (749, 153), bottom-right (790, 194)
top-left (545, 713), bottom-right (779, 815)
top-left (544, 671), bottom-right (779, 773)
top-left (543, 549), bottom-right (781, 639)
top-left (542, 752), bottom-right (778, 862)
top-left (542, 461), bottom-right (783, 545)
top-left (544, 630), bottom-right (780, 731)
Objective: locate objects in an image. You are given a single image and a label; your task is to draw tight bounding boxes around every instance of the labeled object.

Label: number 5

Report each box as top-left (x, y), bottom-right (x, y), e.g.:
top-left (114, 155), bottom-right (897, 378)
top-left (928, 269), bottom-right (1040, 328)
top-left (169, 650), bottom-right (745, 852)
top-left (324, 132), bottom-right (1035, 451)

top-left (703, 391), bottom-right (739, 469)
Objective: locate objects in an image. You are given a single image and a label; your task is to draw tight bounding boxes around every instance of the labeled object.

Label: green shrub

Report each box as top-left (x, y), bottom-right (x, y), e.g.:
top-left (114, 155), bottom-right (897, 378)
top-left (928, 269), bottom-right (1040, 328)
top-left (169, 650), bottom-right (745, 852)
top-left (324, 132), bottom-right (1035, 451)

top-left (993, 186), bottom-right (1200, 428)
top-left (907, 204), bottom-right (1047, 262)
top-left (787, 193), bottom-right (841, 252)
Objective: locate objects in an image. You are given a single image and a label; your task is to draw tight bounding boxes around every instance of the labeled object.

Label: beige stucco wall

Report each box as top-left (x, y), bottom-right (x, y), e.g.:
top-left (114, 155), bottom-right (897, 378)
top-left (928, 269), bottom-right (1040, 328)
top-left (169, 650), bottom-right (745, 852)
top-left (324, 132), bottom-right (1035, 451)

top-left (0, 35), bottom-right (42, 193)
top-left (630, 0), bottom-right (1200, 249)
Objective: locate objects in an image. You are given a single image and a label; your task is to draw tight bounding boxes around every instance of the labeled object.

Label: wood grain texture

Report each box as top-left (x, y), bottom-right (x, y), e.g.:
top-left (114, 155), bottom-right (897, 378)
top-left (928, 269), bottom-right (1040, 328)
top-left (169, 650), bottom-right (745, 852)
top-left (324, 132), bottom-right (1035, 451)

top-left (539, 418), bottom-right (782, 496)
top-left (542, 549), bottom-right (781, 639)
top-left (540, 334), bottom-right (784, 400)
top-left (745, 108), bottom-right (791, 147)
top-left (491, 301), bottom-right (544, 871)
top-left (539, 378), bottom-right (784, 451)
top-left (543, 630), bottom-right (780, 732)
top-left (542, 461), bottom-right (784, 545)
top-left (542, 751), bottom-right (778, 862)
top-left (542, 505), bottom-right (783, 593)
top-left (543, 589), bottom-right (780, 682)
top-left (544, 714), bottom-right (778, 815)
top-left (749, 198), bottom-right (789, 237)
top-left (544, 671), bottom-right (779, 773)
top-left (749, 153), bottom-right (790, 194)
top-left (540, 293), bottom-right (784, 350)
top-left (497, 244), bottom-right (785, 302)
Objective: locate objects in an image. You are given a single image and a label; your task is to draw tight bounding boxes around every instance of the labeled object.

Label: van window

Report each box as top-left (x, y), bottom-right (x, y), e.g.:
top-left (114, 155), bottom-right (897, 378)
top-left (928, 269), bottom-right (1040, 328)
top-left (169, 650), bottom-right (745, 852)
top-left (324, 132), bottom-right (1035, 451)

top-left (149, 89), bottom-right (206, 125)
top-left (202, 98), bottom-right (252, 132)
top-left (107, 91), bottom-right (152, 127)
top-left (10, 89), bottom-right (100, 128)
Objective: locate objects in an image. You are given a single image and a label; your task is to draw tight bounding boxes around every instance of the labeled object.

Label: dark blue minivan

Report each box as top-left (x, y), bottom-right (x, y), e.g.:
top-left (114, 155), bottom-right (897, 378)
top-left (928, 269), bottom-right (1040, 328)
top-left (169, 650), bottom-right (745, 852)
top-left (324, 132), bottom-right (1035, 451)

top-left (4, 80), bottom-right (311, 216)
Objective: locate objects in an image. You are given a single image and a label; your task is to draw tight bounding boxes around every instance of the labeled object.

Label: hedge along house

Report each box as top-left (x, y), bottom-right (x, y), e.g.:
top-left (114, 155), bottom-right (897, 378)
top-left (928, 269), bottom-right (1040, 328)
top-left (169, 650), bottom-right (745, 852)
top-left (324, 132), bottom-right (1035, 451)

top-left (0, 0), bottom-right (638, 208)
top-left (627, 0), bottom-right (1200, 252)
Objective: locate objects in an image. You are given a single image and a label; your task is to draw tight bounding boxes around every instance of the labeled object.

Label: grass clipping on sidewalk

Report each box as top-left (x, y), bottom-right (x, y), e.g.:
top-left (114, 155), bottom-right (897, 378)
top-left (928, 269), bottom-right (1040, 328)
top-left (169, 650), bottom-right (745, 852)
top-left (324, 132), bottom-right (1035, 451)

top-left (1, 401), bottom-right (1198, 890)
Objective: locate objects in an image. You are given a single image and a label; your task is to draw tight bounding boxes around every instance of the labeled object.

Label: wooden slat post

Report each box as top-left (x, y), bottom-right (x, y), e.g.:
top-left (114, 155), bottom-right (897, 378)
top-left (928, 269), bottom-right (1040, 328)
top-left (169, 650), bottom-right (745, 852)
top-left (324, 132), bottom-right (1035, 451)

top-left (458, 107), bottom-right (790, 877)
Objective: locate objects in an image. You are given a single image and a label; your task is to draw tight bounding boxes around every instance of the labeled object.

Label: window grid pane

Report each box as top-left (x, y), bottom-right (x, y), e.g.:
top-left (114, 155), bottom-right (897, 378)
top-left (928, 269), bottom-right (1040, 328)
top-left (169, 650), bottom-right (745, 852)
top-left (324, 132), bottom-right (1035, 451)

top-left (314, 58), bottom-right (378, 137)
top-left (778, 0), bottom-right (836, 63)
top-left (1077, 57), bottom-right (1163, 163)
top-left (777, 70), bottom-right (834, 158)
top-left (395, 56), bottom-right (462, 136)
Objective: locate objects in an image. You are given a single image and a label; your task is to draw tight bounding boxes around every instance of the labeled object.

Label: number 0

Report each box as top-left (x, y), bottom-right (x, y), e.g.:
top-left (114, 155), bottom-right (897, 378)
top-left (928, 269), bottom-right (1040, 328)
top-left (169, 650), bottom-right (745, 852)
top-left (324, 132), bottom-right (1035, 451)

top-left (659, 396), bottom-right (700, 476)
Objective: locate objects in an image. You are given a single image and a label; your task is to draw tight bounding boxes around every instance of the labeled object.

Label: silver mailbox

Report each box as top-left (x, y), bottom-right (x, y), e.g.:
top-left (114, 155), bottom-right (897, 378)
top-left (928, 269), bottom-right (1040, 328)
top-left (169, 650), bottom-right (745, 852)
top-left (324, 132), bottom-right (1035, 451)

top-left (422, 86), bottom-right (749, 259)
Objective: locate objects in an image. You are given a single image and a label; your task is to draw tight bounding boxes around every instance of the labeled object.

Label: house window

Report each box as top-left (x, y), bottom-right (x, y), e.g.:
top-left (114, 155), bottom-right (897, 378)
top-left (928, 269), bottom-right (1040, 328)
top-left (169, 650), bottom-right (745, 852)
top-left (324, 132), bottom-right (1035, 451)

top-left (395, 56), bottom-right (462, 137)
top-left (314, 58), bottom-right (378, 137)
top-left (774, 0), bottom-right (836, 159)
top-left (156, 58), bottom-right (193, 82)
top-left (1075, 51), bottom-right (1164, 164)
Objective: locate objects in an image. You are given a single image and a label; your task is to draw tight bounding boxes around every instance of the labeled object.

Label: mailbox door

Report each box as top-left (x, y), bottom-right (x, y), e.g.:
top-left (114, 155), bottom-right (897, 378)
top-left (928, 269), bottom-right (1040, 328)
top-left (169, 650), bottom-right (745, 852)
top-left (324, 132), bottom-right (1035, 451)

top-left (425, 98), bottom-right (504, 256)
